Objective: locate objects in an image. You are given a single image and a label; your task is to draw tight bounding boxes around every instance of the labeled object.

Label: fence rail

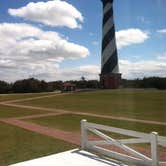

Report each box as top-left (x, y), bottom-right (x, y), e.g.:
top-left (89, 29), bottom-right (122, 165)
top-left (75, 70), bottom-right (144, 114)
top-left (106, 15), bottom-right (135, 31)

top-left (81, 119), bottom-right (166, 166)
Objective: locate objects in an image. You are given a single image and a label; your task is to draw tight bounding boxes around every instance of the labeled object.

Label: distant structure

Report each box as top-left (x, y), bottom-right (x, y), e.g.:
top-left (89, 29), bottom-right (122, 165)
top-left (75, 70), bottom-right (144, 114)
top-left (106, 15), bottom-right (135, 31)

top-left (100, 0), bottom-right (121, 89)
top-left (62, 82), bottom-right (76, 92)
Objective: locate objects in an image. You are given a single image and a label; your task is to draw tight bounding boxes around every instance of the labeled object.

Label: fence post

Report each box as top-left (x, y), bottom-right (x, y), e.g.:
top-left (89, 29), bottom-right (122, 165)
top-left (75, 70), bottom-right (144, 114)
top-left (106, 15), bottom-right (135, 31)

top-left (81, 119), bottom-right (87, 150)
top-left (150, 132), bottom-right (159, 166)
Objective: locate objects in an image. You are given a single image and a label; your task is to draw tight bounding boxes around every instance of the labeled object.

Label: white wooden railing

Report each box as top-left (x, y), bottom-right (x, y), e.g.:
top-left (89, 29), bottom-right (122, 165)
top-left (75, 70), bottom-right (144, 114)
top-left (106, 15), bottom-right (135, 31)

top-left (81, 119), bottom-right (166, 166)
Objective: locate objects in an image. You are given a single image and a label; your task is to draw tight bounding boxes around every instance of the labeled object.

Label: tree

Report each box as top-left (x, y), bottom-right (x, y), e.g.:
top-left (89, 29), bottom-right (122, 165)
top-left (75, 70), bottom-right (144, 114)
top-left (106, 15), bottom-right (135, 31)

top-left (0, 81), bottom-right (11, 93)
top-left (81, 76), bottom-right (86, 81)
top-left (12, 78), bottom-right (49, 93)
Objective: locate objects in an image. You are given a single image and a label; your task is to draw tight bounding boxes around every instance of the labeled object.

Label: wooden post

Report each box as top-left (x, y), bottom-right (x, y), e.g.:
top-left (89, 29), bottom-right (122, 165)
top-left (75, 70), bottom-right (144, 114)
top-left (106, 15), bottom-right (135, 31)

top-left (81, 119), bottom-right (87, 150)
top-left (150, 132), bottom-right (159, 166)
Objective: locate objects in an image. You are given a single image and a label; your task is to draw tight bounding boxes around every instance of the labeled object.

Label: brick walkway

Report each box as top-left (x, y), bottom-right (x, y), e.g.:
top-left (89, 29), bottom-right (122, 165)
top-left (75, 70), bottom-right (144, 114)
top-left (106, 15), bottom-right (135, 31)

top-left (0, 118), bottom-right (80, 146)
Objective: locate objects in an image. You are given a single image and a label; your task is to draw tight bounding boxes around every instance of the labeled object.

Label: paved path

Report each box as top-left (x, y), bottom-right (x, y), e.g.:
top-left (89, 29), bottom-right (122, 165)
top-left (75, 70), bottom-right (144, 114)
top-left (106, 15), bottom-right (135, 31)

top-left (1, 92), bottom-right (64, 104)
top-left (0, 102), bottom-right (68, 114)
top-left (15, 112), bottom-right (67, 120)
top-left (1, 102), bottom-right (166, 126)
top-left (73, 112), bottom-right (166, 126)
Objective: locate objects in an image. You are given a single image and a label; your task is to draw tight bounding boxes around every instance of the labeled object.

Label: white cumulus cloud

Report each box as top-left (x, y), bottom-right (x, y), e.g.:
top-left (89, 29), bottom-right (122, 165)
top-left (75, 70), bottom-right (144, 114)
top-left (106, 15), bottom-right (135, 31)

top-left (116, 29), bottom-right (149, 49)
top-left (0, 23), bottom-right (89, 82)
top-left (8, 0), bottom-right (83, 29)
top-left (157, 29), bottom-right (166, 34)
top-left (119, 59), bottom-right (166, 79)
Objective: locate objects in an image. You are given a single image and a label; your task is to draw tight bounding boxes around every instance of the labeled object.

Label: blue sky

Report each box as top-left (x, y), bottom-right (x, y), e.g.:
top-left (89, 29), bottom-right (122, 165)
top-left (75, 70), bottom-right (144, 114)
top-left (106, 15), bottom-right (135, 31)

top-left (0, 0), bottom-right (166, 82)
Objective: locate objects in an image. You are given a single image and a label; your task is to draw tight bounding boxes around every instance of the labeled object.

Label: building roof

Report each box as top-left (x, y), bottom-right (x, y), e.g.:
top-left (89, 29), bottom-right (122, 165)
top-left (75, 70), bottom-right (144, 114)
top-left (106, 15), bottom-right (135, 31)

top-left (63, 82), bottom-right (76, 87)
top-left (10, 149), bottom-right (126, 166)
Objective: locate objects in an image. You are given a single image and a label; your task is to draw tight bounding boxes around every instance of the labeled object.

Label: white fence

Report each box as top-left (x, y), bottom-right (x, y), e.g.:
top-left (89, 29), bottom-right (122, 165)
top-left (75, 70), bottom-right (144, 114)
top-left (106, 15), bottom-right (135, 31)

top-left (81, 119), bottom-right (166, 166)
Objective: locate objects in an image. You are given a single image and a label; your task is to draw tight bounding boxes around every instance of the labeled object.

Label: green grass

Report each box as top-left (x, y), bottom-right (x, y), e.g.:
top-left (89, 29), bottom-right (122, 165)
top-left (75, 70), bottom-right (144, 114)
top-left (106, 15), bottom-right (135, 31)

top-left (18, 90), bottom-right (166, 122)
top-left (0, 90), bottom-right (165, 165)
top-left (0, 92), bottom-right (58, 102)
top-left (0, 105), bottom-right (46, 118)
top-left (0, 122), bottom-right (76, 166)
top-left (26, 114), bottom-right (166, 136)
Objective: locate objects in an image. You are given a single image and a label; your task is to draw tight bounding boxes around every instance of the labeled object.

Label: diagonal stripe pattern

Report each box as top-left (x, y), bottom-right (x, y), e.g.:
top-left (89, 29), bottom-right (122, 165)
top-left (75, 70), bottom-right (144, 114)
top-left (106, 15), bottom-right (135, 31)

top-left (101, 0), bottom-right (119, 75)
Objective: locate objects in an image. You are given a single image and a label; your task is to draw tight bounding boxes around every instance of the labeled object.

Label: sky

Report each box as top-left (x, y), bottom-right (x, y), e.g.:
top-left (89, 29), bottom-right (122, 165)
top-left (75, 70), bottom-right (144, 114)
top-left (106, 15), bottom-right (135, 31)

top-left (0, 0), bottom-right (166, 82)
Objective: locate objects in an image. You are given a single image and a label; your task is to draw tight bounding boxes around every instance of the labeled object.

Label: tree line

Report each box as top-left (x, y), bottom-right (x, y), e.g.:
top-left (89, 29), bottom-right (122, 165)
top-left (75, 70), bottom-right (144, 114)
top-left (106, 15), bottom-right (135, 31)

top-left (0, 78), bottom-right (100, 93)
top-left (122, 77), bottom-right (166, 89)
top-left (0, 77), bottom-right (166, 94)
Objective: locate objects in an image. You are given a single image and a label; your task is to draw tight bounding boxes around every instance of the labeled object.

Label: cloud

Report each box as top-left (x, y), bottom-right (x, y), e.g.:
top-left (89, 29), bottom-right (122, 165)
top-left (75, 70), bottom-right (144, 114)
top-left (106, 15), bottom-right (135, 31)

top-left (56, 58), bottom-right (166, 81)
top-left (62, 58), bottom-right (166, 81)
top-left (0, 23), bottom-right (89, 82)
top-left (157, 29), bottom-right (166, 34)
top-left (92, 41), bottom-right (99, 46)
top-left (55, 65), bottom-right (100, 81)
top-left (157, 52), bottom-right (166, 60)
top-left (119, 59), bottom-right (166, 79)
top-left (8, 0), bottom-right (83, 29)
top-left (116, 29), bottom-right (149, 49)
top-left (0, 64), bottom-right (100, 82)
top-left (136, 16), bottom-right (150, 25)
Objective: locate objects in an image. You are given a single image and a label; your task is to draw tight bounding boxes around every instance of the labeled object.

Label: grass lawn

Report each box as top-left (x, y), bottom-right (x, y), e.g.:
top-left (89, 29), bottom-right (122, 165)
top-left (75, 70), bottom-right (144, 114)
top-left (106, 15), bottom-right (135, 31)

top-left (18, 90), bottom-right (166, 122)
top-left (25, 114), bottom-right (166, 136)
top-left (0, 105), bottom-right (47, 118)
top-left (0, 92), bottom-right (58, 102)
top-left (0, 122), bottom-right (76, 166)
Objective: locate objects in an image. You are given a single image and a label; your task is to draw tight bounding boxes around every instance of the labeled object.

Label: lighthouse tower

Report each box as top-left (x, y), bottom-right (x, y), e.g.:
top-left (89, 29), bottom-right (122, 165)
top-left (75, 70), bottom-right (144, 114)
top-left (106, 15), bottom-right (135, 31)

top-left (100, 0), bottom-right (121, 89)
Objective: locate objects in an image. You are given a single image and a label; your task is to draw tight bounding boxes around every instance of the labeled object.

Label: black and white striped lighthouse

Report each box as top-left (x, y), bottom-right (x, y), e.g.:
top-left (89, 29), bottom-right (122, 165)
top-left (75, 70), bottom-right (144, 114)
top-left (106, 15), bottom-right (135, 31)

top-left (100, 0), bottom-right (121, 89)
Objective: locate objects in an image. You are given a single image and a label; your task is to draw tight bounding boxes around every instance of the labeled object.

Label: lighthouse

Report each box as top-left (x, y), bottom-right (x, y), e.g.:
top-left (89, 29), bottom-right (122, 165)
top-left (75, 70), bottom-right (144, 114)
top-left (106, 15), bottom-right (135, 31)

top-left (100, 0), bottom-right (121, 89)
